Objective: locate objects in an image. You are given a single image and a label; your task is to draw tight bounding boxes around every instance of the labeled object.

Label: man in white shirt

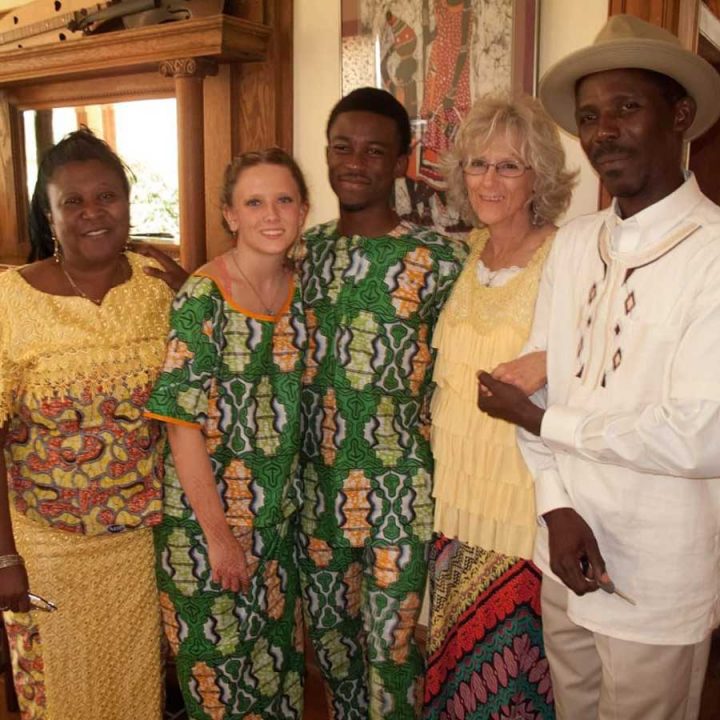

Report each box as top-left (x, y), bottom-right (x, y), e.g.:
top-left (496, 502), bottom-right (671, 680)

top-left (476, 15), bottom-right (720, 720)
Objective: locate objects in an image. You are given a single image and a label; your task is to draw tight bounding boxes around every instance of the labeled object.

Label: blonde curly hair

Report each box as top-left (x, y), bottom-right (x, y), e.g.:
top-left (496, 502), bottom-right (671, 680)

top-left (443, 95), bottom-right (577, 227)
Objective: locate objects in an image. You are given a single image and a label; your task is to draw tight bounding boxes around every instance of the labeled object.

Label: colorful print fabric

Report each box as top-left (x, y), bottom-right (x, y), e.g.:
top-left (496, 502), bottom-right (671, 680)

top-left (147, 273), bottom-right (306, 719)
top-left (156, 517), bottom-right (304, 720)
top-left (424, 535), bottom-right (554, 720)
top-left (0, 253), bottom-right (172, 535)
top-left (300, 220), bottom-right (467, 547)
top-left (299, 220), bottom-right (466, 718)
top-left (298, 530), bottom-right (428, 719)
top-left (146, 274), bottom-right (306, 528)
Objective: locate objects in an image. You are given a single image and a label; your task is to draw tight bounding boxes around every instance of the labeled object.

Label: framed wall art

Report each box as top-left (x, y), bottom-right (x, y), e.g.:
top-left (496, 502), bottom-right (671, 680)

top-left (341, 0), bottom-right (539, 233)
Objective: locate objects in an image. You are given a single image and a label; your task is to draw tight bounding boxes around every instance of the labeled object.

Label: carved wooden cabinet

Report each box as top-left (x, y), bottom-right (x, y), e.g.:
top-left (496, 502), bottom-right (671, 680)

top-left (0, 0), bottom-right (293, 270)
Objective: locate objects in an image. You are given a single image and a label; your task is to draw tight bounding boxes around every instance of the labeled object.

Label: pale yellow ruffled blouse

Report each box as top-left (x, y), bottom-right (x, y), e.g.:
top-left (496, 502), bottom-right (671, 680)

top-left (430, 227), bottom-right (552, 558)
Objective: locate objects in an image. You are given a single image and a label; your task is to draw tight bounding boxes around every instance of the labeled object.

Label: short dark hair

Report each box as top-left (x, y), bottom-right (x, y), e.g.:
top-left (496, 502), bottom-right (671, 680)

top-left (326, 87), bottom-right (412, 155)
top-left (28, 127), bottom-right (133, 262)
top-left (220, 147), bottom-right (309, 235)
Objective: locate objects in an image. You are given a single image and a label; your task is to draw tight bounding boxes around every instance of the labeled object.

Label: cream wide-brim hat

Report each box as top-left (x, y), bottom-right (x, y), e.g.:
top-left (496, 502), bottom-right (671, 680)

top-left (539, 14), bottom-right (720, 141)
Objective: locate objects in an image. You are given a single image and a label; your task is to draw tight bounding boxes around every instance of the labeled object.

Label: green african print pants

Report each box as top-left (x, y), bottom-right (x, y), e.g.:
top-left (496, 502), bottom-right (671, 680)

top-left (154, 515), bottom-right (305, 720)
top-left (298, 531), bottom-right (429, 719)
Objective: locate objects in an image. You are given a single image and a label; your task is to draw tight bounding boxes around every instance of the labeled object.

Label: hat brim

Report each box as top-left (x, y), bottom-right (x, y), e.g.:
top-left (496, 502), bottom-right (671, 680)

top-left (539, 38), bottom-right (720, 141)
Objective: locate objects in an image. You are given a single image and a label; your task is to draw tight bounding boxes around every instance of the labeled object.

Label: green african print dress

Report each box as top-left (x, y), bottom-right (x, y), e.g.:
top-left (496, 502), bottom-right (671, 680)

top-left (146, 272), bottom-right (306, 720)
top-left (299, 220), bottom-right (467, 719)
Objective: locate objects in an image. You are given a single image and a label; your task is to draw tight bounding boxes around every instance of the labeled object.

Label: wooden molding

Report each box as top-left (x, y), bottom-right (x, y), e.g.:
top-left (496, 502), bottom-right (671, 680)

top-left (8, 71), bottom-right (175, 110)
top-left (159, 57), bottom-right (219, 79)
top-left (677, 0), bottom-right (700, 50)
top-left (0, 94), bottom-right (27, 265)
top-left (0, 15), bottom-right (270, 87)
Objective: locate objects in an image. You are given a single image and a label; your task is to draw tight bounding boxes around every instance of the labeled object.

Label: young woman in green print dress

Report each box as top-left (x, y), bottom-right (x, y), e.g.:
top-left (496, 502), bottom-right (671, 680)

top-left (146, 148), bottom-right (309, 720)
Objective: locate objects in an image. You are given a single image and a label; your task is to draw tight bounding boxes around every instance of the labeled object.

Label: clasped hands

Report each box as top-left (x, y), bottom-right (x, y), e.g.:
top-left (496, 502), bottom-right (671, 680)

top-left (477, 351), bottom-right (546, 436)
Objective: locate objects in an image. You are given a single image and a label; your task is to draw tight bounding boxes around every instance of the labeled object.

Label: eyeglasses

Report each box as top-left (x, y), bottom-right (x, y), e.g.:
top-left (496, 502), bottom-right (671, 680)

top-left (462, 158), bottom-right (531, 178)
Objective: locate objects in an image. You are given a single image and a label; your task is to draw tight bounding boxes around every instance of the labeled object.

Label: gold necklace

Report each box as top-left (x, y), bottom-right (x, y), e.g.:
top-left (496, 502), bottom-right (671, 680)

top-left (60, 260), bottom-right (122, 305)
top-left (230, 250), bottom-right (285, 315)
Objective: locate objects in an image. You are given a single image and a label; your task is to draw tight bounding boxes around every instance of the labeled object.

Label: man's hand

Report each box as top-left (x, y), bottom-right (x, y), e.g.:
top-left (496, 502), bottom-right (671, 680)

top-left (130, 244), bottom-right (189, 292)
top-left (492, 351), bottom-right (547, 396)
top-left (477, 371), bottom-right (545, 435)
top-left (544, 507), bottom-right (609, 596)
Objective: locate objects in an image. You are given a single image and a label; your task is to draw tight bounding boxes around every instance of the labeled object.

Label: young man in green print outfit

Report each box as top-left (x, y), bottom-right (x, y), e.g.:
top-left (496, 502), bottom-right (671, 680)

top-left (298, 87), bottom-right (467, 719)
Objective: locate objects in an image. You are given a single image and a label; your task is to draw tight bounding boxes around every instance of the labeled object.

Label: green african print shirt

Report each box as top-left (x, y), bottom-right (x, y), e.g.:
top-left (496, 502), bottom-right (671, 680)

top-left (300, 220), bottom-right (467, 546)
top-left (146, 273), bottom-right (306, 529)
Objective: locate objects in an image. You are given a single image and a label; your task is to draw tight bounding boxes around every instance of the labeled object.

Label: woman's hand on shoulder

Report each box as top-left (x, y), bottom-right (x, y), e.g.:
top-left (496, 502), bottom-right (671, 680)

top-left (206, 534), bottom-right (250, 594)
top-left (0, 564), bottom-right (31, 613)
top-left (491, 351), bottom-right (547, 396)
top-left (129, 243), bottom-right (189, 292)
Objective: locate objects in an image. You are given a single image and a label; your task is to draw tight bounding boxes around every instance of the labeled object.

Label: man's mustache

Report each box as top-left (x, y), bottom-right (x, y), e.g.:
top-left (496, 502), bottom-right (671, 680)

top-left (590, 143), bottom-right (633, 164)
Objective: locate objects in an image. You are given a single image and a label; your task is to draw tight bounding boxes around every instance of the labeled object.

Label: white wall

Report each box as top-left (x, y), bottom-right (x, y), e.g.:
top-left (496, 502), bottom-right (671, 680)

top-left (539, 0), bottom-right (607, 221)
top-left (293, 0), bottom-right (342, 227)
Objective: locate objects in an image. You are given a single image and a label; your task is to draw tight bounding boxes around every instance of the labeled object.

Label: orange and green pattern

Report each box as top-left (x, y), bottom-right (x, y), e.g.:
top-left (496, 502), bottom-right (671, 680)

top-left (299, 220), bottom-right (466, 548)
top-left (146, 274), bottom-right (306, 529)
top-left (299, 220), bottom-right (466, 718)
top-left (147, 273), bottom-right (306, 719)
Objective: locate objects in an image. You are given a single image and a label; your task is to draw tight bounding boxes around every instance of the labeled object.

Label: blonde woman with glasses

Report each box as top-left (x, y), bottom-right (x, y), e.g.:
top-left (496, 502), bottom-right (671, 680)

top-left (424, 95), bottom-right (576, 720)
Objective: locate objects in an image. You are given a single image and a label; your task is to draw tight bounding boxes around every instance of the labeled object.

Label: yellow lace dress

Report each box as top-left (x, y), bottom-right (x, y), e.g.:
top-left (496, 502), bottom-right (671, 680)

top-left (424, 228), bottom-right (556, 719)
top-left (0, 252), bottom-right (172, 720)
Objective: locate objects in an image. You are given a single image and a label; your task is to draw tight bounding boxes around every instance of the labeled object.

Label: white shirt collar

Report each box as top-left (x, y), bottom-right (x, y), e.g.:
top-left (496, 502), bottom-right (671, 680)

top-left (605, 173), bottom-right (700, 254)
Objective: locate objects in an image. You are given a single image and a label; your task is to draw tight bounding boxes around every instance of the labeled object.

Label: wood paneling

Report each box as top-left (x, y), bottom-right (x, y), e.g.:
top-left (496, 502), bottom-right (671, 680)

top-left (267, 0), bottom-right (293, 151)
top-left (204, 64), bottom-right (235, 260)
top-left (0, 93), bottom-right (26, 264)
top-left (8, 71), bottom-right (175, 110)
top-left (0, 15), bottom-right (270, 86)
top-left (233, 0), bottom-right (292, 153)
top-left (608, 0), bottom-right (678, 28)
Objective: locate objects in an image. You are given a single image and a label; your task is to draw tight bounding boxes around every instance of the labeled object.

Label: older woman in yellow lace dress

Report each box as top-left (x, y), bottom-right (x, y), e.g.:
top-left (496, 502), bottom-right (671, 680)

top-left (0, 129), bottom-right (184, 720)
top-left (424, 96), bottom-right (576, 720)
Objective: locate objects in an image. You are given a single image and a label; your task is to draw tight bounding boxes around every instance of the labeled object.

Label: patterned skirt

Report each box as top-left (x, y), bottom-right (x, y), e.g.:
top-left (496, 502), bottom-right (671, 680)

top-left (3, 512), bottom-right (163, 720)
top-left (155, 513), bottom-right (305, 720)
top-left (423, 534), bottom-right (554, 720)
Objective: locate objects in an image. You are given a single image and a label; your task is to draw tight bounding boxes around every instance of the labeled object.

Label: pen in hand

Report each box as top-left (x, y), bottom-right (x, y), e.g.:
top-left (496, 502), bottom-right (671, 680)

top-left (580, 557), bottom-right (636, 606)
